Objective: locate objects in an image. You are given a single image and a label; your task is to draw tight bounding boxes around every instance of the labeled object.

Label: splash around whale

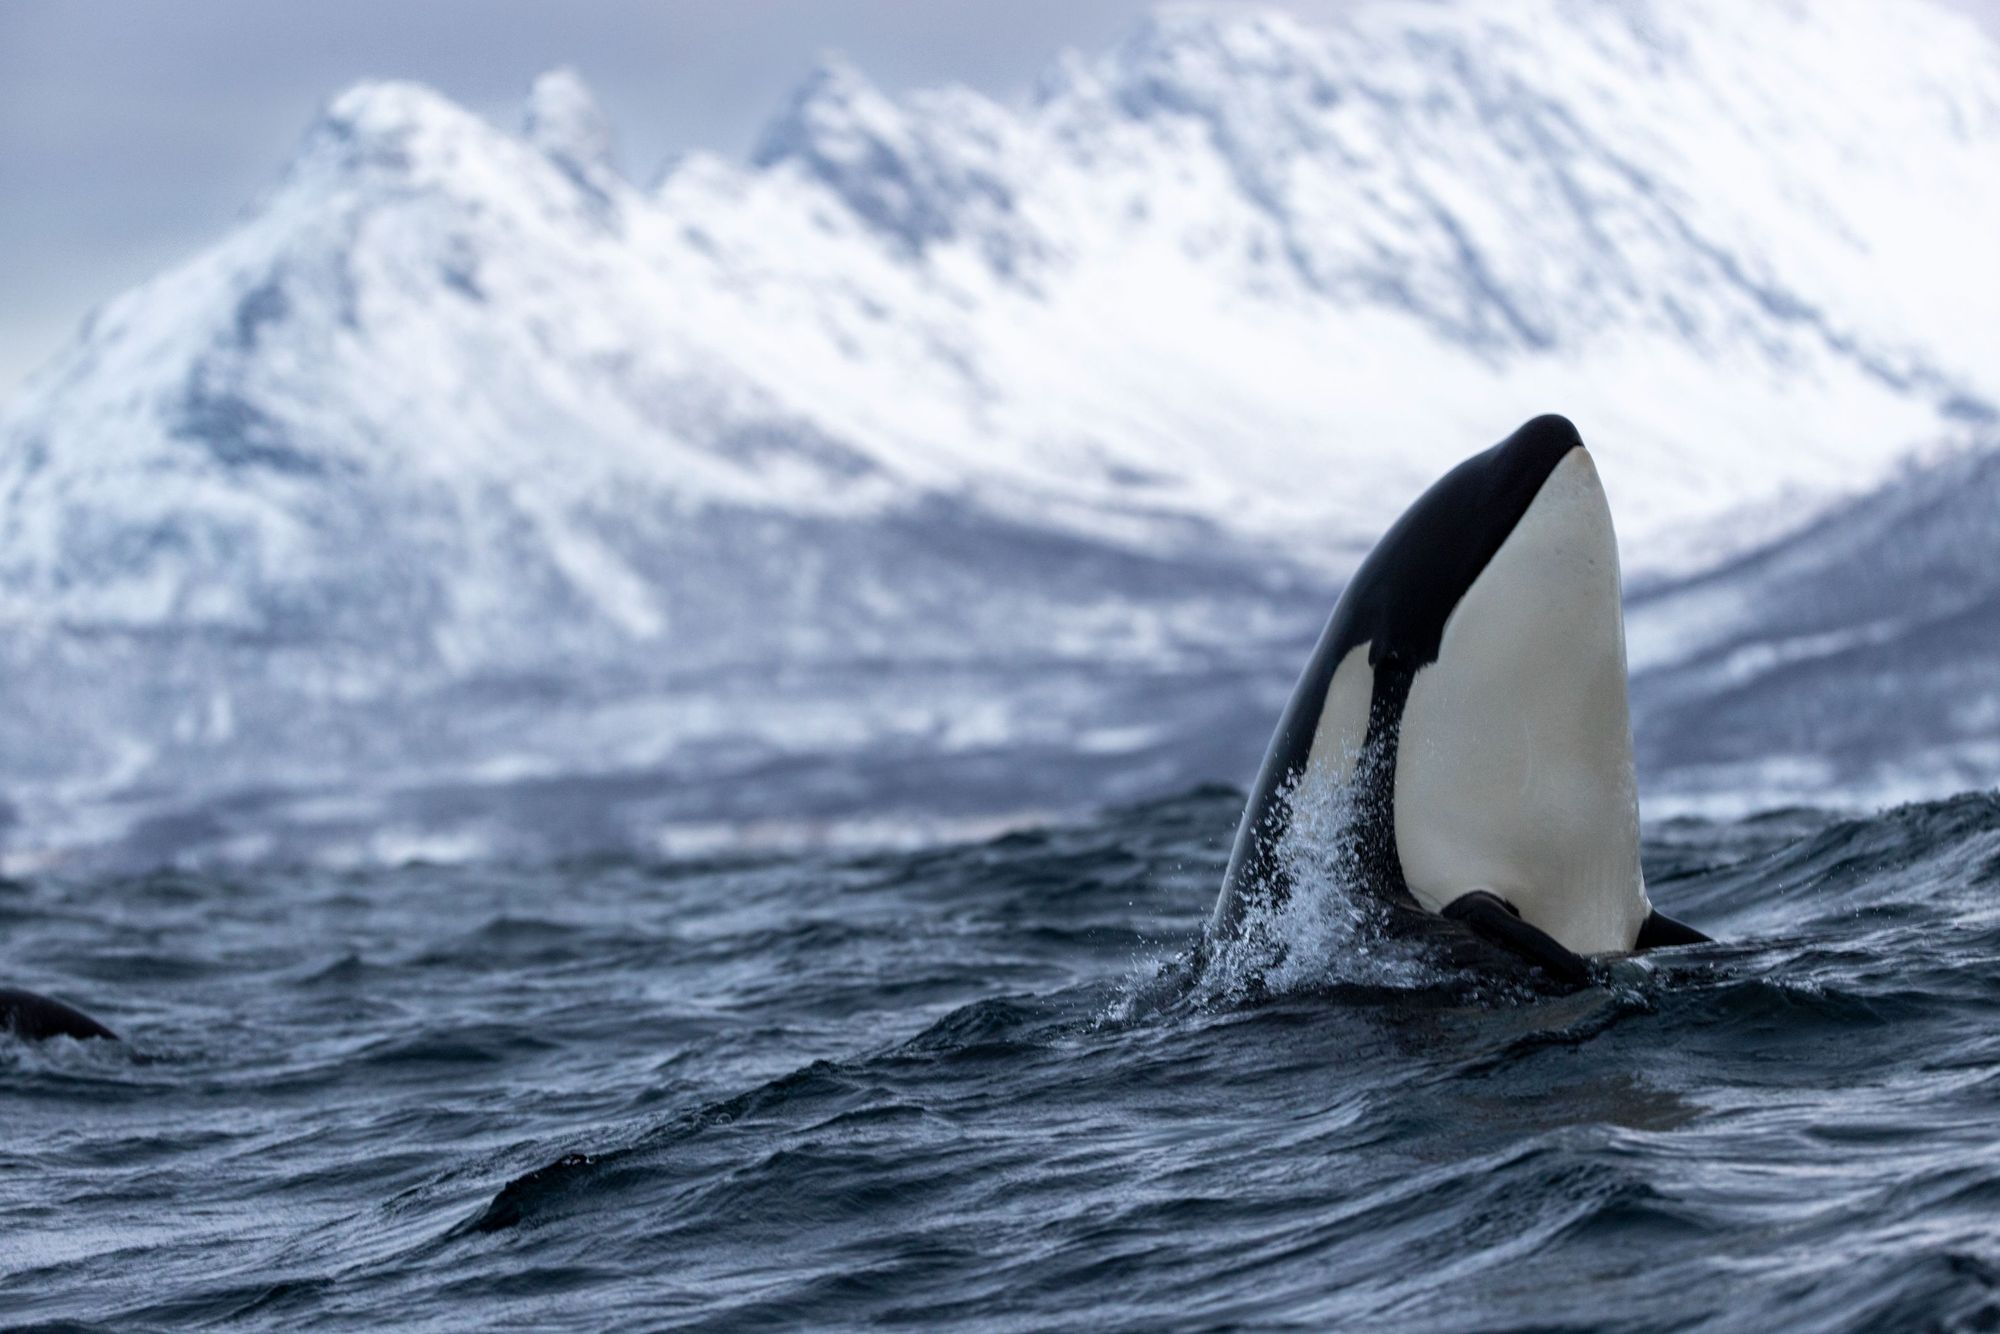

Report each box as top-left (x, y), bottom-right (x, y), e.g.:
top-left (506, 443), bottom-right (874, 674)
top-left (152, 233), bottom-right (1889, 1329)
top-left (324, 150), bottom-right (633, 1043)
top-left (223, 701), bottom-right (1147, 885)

top-left (1208, 415), bottom-right (1709, 987)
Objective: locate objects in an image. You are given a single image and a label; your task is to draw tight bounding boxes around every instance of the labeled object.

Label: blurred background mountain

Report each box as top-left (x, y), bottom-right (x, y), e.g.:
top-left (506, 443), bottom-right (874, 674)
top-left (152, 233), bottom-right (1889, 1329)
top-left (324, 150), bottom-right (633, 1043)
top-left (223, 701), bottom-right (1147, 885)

top-left (1, 0), bottom-right (1996, 867)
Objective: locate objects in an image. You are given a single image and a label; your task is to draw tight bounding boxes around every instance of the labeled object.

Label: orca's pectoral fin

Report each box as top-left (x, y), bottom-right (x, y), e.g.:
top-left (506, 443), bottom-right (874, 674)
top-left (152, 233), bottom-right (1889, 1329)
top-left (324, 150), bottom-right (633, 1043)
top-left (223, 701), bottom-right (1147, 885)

top-left (1440, 891), bottom-right (1592, 987)
top-left (1634, 909), bottom-right (1712, 951)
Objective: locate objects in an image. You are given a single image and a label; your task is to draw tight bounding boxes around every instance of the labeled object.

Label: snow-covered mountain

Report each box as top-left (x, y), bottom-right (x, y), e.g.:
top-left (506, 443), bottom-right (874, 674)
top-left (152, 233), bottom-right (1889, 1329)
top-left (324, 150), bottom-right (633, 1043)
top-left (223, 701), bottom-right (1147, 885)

top-left (1629, 440), bottom-right (2000, 814)
top-left (1, 1), bottom-right (1996, 864)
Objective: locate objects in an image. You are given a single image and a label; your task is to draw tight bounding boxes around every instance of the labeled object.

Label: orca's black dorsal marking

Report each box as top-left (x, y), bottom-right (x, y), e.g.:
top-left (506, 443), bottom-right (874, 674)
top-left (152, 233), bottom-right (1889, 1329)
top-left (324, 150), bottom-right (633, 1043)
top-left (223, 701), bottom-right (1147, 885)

top-left (1211, 414), bottom-right (1709, 977)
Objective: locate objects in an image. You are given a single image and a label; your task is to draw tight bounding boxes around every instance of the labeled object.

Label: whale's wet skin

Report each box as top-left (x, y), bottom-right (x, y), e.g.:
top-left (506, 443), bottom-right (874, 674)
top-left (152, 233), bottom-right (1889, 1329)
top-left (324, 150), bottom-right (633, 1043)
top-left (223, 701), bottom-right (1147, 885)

top-left (5, 787), bottom-right (2000, 1328)
top-left (1213, 416), bottom-right (1709, 981)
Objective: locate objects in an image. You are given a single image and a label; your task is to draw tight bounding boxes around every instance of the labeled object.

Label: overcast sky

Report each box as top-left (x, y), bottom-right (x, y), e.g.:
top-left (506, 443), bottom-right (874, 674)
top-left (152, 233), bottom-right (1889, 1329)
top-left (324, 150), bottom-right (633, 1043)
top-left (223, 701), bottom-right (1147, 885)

top-left (3, 0), bottom-right (1997, 398)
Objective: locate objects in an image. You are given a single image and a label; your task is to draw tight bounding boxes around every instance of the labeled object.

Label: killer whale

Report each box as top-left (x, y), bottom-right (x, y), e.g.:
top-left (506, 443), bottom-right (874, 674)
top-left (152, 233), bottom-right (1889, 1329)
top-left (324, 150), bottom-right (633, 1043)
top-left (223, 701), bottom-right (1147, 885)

top-left (0, 987), bottom-right (117, 1042)
top-left (1210, 414), bottom-right (1708, 984)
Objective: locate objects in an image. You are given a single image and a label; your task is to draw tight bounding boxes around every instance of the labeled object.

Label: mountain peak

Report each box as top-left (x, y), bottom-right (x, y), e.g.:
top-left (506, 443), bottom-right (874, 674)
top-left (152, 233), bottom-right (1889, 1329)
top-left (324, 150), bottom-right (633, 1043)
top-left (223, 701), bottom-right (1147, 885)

top-left (751, 53), bottom-right (904, 172)
top-left (1099, 4), bottom-right (1336, 116)
top-left (524, 67), bottom-right (616, 180)
top-left (1121, 4), bottom-right (1316, 53)
top-left (750, 54), bottom-right (984, 255)
top-left (1031, 49), bottom-right (1099, 108)
top-left (1112, 5), bottom-right (1321, 74)
top-left (316, 78), bottom-right (479, 145)
top-left (298, 78), bottom-right (494, 180)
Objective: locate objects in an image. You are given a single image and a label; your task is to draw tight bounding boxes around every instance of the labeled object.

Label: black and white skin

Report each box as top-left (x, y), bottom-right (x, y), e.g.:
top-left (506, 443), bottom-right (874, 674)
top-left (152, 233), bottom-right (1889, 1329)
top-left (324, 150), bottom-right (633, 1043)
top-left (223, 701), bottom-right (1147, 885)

top-left (1210, 414), bottom-right (1709, 986)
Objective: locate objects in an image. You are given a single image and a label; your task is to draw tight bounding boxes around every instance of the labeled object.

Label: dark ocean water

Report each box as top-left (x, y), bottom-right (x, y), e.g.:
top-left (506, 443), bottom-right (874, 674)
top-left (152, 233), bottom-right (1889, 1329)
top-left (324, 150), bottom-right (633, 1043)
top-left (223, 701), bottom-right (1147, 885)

top-left (5, 786), bottom-right (2000, 1330)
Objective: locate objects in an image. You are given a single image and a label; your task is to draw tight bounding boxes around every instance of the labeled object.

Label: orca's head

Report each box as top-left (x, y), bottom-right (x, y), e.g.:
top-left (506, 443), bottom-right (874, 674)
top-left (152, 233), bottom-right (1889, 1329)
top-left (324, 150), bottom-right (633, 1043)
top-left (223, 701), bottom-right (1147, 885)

top-left (1391, 413), bottom-right (1647, 956)
top-left (1213, 413), bottom-right (1643, 953)
top-left (1333, 413), bottom-right (1591, 677)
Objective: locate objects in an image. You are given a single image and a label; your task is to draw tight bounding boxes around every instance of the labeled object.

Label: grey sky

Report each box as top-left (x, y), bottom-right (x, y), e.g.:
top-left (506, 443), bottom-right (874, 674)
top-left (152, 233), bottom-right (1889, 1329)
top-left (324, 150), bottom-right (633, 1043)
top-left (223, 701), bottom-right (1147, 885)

top-left (3, 0), bottom-right (1997, 398)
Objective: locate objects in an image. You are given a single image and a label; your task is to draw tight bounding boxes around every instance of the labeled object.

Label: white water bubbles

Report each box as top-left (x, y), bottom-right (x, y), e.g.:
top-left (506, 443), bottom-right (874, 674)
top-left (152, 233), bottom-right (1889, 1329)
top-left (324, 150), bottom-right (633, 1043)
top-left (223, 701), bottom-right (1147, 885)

top-left (1214, 759), bottom-right (1438, 999)
top-left (1105, 750), bottom-right (1443, 1024)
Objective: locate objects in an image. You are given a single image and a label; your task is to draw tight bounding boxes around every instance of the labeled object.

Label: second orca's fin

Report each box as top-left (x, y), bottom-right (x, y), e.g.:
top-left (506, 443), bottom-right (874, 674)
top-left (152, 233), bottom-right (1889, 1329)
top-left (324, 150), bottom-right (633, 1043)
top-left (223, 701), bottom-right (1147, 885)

top-left (0, 987), bottom-right (118, 1042)
top-left (1634, 910), bottom-right (1712, 950)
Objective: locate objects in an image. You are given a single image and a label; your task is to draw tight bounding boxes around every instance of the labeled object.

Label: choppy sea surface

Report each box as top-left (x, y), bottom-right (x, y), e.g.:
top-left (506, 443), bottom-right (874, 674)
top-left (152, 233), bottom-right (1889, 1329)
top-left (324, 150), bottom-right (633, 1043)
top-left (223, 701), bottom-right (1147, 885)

top-left (5, 785), bottom-right (2000, 1330)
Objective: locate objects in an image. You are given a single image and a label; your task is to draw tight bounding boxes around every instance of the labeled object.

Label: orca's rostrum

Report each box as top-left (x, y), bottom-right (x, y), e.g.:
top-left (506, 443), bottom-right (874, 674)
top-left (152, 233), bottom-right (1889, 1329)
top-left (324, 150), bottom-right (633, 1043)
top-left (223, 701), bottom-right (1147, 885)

top-left (1211, 415), bottom-right (1708, 984)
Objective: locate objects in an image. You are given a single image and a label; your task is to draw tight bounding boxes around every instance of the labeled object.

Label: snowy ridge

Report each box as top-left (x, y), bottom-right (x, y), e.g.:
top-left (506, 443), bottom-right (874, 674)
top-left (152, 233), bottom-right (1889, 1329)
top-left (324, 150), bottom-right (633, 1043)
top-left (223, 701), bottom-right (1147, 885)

top-left (0, 0), bottom-right (1996, 863)
top-left (1629, 440), bottom-right (2000, 815)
